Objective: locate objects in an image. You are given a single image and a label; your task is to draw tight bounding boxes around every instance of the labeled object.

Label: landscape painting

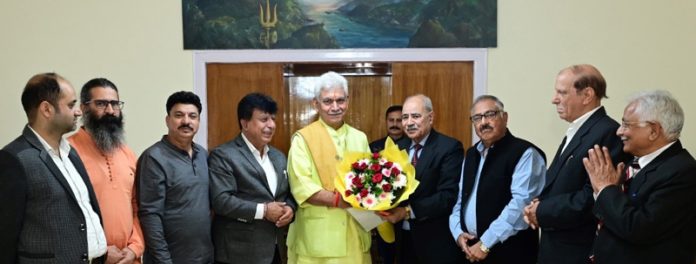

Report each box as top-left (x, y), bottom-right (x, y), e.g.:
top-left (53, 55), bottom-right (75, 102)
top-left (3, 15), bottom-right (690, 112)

top-left (183, 0), bottom-right (497, 49)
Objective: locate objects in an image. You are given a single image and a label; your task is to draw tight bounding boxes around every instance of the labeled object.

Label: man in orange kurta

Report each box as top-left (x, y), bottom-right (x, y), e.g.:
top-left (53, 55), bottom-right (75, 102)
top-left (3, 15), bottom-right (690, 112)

top-left (69, 78), bottom-right (144, 264)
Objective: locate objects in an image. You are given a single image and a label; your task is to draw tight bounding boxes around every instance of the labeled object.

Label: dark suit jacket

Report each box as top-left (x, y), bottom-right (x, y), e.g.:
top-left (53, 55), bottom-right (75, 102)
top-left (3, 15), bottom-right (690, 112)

top-left (396, 129), bottom-right (464, 264)
top-left (592, 141), bottom-right (696, 264)
top-left (208, 134), bottom-right (297, 264)
top-left (0, 126), bottom-right (103, 264)
top-left (536, 107), bottom-right (630, 264)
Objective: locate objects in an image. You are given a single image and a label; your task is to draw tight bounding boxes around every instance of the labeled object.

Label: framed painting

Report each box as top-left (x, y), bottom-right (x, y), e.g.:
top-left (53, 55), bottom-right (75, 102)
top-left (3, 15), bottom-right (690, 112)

top-left (183, 0), bottom-right (497, 49)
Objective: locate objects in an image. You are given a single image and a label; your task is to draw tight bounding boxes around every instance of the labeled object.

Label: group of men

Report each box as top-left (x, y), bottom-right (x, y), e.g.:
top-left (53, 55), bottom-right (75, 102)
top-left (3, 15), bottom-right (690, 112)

top-left (0, 65), bottom-right (694, 264)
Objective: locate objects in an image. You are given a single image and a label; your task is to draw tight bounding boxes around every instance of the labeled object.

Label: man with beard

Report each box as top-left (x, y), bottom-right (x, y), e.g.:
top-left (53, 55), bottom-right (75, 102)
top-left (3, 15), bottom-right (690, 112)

top-left (137, 91), bottom-right (213, 264)
top-left (69, 78), bottom-right (144, 264)
top-left (0, 73), bottom-right (107, 263)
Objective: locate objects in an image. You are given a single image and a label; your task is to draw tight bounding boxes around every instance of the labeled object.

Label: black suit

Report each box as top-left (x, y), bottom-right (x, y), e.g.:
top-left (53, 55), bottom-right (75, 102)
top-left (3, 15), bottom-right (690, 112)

top-left (395, 129), bottom-right (464, 264)
top-left (208, 135), bottom-right (297, 264)
top-left (536, 107), bottom-right (630, 264)
top-left (0, 126), bottom-right (104, 264)
top-left (592, 141), bottom-right (696, 264)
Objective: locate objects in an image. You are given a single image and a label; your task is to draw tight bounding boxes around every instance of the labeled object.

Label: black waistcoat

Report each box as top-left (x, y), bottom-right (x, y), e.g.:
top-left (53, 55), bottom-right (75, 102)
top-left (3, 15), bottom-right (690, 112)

top-left (460, 130), bottom-right (545, 242)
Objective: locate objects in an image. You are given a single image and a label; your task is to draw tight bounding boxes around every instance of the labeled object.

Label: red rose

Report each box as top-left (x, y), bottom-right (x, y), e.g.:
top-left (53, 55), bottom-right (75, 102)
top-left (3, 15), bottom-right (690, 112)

top-left (370, 163), bottom-right (381, 171)
top-left (352, 162), bottom-right (360, 170)
top-left (372, 173), bottom-right (383, 183)
top-left (382, 183), bottom-right (392, 192)
top-left (360, 189), bottom-right (369, 197)
top-left (391, 167), bottom-right (400, 176)
top-left (360, 163), bottom-right (368, 170)
top-left (384, 161), bottom-right (393, 168)
top-left (351, 176), bottom-right (361, 185)
top-left (345, 190), bottom-right (353, 197)
top-left (372, 152), bottom-right (380, 159)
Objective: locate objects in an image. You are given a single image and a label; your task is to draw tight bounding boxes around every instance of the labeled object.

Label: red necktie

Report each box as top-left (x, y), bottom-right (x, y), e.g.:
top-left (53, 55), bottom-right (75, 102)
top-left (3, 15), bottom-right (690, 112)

top-left (411, 144), bottom-right (422, 166)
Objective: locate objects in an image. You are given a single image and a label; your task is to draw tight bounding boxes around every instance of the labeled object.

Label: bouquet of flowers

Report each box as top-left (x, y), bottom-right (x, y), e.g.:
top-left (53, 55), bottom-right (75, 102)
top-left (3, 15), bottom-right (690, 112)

top-left (335, 137), bottom-right (419, 242)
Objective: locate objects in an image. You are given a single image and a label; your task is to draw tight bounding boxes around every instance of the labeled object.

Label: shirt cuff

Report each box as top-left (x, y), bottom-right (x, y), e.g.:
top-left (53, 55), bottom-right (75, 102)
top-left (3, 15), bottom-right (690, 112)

top-left (408, 205), bottom-right (416, 219)
top-left (479, 231), bottom-right (497, 250)
top-left (255, 203), bottom-right (265, 220)
top-left (594, 186), bottom-right (608, 201)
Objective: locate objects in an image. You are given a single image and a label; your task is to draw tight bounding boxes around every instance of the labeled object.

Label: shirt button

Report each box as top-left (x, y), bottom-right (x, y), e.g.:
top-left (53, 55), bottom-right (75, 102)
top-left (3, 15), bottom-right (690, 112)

top-left (79, 223), bottom-right (86, 231)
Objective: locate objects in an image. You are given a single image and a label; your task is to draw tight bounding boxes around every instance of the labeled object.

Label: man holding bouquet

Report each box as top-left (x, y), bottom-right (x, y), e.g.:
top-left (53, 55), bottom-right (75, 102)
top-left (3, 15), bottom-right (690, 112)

top-left (381, 94), bottom-right (465, 264)
top-left (286, 71), bottom-right (372, 263)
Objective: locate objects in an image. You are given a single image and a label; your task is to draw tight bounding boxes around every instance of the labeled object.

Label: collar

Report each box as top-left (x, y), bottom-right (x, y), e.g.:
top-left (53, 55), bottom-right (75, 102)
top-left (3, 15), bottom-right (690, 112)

top-left (636, 141), bottom-right (676, 168)
top-left (28, 125), bottom-right (71, 157)
top-left (410, 132), bottom-right (431, 149)
top-left (161, 135), bottom-right (199, 157)
top-left (241, 132), bottom-right (269, 157)
top-left (318, 117), bottom-right (348, 136)
top-left (565, 106), bottom-right (602, 138)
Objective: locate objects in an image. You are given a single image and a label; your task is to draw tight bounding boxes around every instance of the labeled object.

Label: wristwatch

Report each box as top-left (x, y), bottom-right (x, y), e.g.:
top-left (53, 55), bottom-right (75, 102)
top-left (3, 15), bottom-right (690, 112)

top-left (479, 243), bottom-right (490, 254)
top-left (403, 206), bottom-right (411, 220)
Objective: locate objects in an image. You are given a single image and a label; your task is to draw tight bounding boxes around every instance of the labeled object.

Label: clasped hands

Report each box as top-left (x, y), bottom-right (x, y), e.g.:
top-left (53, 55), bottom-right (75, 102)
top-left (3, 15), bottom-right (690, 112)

top-left (582, 145), bottom-right (624, 194)
top-left (263, 201), bottom-right (294, 227)
top-left (457, 233), bottom-right (488, 262)
top-left (105, 246), bottom-right (136, 264)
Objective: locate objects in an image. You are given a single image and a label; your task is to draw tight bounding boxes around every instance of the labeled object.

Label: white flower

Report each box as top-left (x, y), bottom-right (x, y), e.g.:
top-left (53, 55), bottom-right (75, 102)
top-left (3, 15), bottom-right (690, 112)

top-left (393, 174), bottom-right (407, 188)
top-left (361, 194), bottom-right (378, 209)
top-left (378, 192), bottom-right (392, 202)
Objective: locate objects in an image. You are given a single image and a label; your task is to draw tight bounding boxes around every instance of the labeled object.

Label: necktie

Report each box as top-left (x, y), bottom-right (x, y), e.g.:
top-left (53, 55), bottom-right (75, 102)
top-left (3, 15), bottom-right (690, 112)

top-left (411, 144), bottom-right (422, 166)
top-left (623, 157), bottom-right (641, 193)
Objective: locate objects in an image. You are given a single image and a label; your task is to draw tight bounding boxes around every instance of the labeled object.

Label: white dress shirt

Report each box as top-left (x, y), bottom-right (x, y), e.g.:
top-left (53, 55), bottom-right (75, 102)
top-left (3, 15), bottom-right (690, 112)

top-left (29, 126), bottom-right (107, 259)
top-left (241, 133), bottom-right (279, 220)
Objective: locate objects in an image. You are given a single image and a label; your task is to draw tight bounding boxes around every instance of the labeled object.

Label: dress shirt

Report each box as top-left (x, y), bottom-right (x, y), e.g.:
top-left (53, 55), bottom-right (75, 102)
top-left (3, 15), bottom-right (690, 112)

top-left (449, 143), bottom-right (546, 249)
top-left (241, 133), bottom-right (279, 220)
top-left (137, 136), bottom-right (213, 264)
top-left (562, 106), bottom-right (602, 153)
top-left (69, 128), bottom-right (145, 261)
top-left (29, 126), bottom-right (107, 260)
top-left (402, 133), bottom-right (430, 229)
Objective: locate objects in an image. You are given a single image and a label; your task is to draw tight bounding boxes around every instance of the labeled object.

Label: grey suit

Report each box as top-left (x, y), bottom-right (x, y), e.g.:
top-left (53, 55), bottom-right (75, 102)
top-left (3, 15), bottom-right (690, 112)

top-left (0, 126), bottom-right (104, 264)
top-left (209, 135), bottom-right (297, 264)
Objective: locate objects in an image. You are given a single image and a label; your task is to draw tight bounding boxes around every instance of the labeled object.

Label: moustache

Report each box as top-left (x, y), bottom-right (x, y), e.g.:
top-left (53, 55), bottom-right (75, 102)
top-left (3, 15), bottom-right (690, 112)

top-left (178, 124), bottom-right (193, 130)
top-left (406, 124), bottom-right (418, 131)
top-left (478, 124), bottom-right (493, 132)
top-left (388, 126), bottom-right (401, 131)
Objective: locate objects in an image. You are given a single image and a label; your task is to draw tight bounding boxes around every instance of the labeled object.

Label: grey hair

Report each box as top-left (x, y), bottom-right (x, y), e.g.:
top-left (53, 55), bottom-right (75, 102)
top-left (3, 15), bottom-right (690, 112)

top-left (314, 71), bottom-right (348, 99)
top-left (471, 95), bottom-right (505, 113)
top-left (405, 94), bottom-right (433, 112)
top-left (628, 90), bottom-right (684, 141)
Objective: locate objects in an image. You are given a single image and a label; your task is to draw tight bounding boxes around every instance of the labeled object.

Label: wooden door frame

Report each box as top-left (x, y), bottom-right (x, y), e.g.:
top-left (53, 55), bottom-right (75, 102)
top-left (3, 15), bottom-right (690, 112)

top-left (192, 48), bottom-right (488, 149)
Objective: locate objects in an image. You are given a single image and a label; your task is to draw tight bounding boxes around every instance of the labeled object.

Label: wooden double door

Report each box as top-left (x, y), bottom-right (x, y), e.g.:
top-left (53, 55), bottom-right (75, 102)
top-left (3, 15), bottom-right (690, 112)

top-left (206, 62), bottom-right (474, 154)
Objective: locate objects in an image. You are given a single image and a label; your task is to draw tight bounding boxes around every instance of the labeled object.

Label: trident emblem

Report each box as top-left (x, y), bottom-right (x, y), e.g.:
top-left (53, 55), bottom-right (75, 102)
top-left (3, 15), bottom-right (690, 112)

top-left (259, 0), bottom-right (278, 48)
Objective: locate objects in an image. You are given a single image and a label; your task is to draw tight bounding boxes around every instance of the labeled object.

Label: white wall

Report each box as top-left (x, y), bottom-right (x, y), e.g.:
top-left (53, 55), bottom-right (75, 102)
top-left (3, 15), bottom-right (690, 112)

top-left (2, 1), bottom-right (695, 155)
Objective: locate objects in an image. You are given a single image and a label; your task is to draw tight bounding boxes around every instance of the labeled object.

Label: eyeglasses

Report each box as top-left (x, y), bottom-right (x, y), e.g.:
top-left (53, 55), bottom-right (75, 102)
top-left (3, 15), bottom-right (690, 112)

top-left (470, 110), bottom-right (501, 123)
top-left (85, 100), bottom-right (125, 110)
top-left (620, 120), bottom-right (653, 130)
top-left (320, 97), bottom-right (347, 106)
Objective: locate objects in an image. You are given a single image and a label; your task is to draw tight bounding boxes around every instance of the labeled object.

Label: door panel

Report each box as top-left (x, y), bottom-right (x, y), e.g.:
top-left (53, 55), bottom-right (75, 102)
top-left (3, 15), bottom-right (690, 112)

top-left (206, 63), bottom-right (286, 151)
top-left (392, 62), bottom-right (473, 148)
